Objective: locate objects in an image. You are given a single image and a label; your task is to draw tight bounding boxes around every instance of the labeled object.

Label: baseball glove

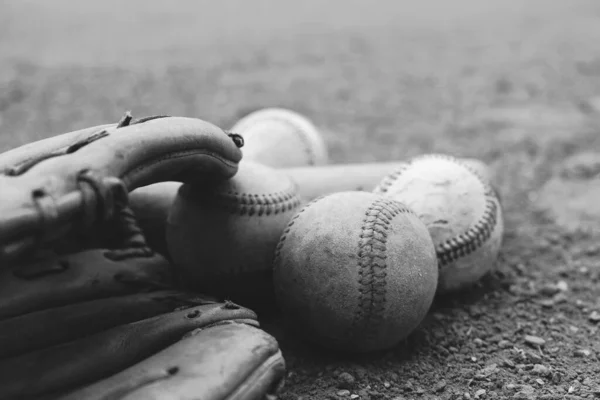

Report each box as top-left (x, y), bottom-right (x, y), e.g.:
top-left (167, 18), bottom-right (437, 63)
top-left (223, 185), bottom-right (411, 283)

top-left (0, 113), bottom-right (286, 400)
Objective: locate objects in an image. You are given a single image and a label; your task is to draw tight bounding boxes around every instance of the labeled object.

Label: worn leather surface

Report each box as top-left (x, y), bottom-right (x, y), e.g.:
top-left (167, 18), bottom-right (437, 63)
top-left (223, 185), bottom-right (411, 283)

top-left (0, 301), bottom-right (258, 399)
top-left (57, 321), bottom-right (286, 400)
top-left (0, 249), bottom-right (174, 319)
top-left (0, 116), bottom-right (286, 400)
top-left (0, 115), bottom-right (243, 260)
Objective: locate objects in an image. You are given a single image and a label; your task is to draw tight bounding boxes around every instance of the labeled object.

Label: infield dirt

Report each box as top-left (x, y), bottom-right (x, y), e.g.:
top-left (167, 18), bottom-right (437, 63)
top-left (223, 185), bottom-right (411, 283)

top-left (2, 1), bottom-right (600, 398)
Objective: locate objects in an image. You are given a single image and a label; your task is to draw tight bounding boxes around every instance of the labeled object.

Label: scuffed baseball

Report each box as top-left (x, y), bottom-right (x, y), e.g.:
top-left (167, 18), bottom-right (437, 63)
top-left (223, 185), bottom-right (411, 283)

top-left (460, 157), bottom-right (491, 184)
top-left (280, 157), bottom-right (496, 203)
top-left (166, 161), bottom-right (302, 307)
top-left (273, 191), bottom-right (438, 353)
top-left (374, 154), bottom-right (504, 293)
top-left (230, 107), bottom-right (328, 167)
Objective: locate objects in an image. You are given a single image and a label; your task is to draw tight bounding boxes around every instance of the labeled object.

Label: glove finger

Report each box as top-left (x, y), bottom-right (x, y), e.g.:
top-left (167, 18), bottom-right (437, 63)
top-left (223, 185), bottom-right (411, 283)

top-left (0, 114), bottom-right (243, 259)
top-left (58, 321), bottom-right (286, 400)
top-left (0, 249), bottom-right (174, 320)
top-left (2, 115), bottom-right (242, 188)
top-left (0, 290), bottom-right (220, 359)
top-left (0, 123), bottom-right (116, 172)
top-left (0, 301), bottom-right (257, 399)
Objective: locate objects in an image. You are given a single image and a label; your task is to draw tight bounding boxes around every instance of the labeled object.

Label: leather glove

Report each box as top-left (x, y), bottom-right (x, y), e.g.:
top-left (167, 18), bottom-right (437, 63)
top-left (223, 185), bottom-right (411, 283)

top-left (0, 112), bottom-right (286, 400)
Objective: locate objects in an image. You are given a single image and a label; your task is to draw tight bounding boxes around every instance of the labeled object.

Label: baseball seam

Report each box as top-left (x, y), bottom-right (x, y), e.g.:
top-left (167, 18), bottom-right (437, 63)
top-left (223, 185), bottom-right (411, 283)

top-left (249, 115), bottom-right (318, 166)
top-left (212, 186), bottom-right (302, 217)
top-left (348, 198), bottom-right (412, 345)
top-left (372, 163), bottom-right (410, 195)
top-left (184, 176), bottom-right (302, 218)
top-left (436, 195), bottom-right (498, 266)
top-left (272, 196), bottom-right (326, 267)
top-left (374, 154), bottom-right (500, 267)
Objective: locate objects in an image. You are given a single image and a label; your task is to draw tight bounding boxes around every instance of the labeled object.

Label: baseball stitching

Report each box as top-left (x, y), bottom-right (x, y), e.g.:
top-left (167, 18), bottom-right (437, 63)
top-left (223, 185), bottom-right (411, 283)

top-left (217, 188), bottom-right (301, 217)
top-left (246, 115), bottom-right (319, 166)
top-left (187, 181), bottom-right (301, 217)
top-left (374, 154), bottom-right (500, 267)
top-left (372, 163), bottom-right (410, 196)
top-left (272, 195), bottom-right (325, 267)
top-left (348, 198), bottom-right (413, 345)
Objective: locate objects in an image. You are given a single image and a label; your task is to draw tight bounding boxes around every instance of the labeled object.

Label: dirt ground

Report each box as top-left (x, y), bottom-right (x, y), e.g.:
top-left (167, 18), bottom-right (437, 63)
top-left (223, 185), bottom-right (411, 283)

top-left (2, 1), bottom-right (600, 399)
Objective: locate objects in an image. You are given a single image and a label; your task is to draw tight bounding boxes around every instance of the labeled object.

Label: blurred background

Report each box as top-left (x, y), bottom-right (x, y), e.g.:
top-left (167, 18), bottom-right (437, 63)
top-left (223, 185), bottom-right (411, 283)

top-left (3, 2), bottom-right (600, 397)
top-left (2, 0), bottom-right (600, 167)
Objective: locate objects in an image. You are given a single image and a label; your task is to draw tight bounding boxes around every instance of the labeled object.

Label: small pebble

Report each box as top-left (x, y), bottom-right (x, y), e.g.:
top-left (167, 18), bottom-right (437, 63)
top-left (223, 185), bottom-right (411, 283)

top-left (513, 385), bottom-right (536, 400)
top-left (481, 364), bottom-right (498, 376)
top-left (533, 364), bottom-right (550, 376)
top-left (535, 378), bottom-right (544, 385)
top-left (474, 389), bottom-right (486, 399)
top-left (538, 299), bottom-right (555, 308)
top-left (552, 293), bottom-right (567, 304)
top-left (524, 335), bottom-right (546, 347)
top-left (474, 338), bottom-right (485, 346)
top-left (350, 395), bottom-right (359, 400)
top-left (337, 390), bottom-right (350, 397)
top-left (337, 372), bottom-right (356, 389)
top-left (528, 352), bottom-right (543, 363)
top-left (556, 280), bottom-right (568, 291)
top-left (383, 382), bottom-right (391, 389)
top-left (539, 284), bottom-right (560, 296)
top-left (498, 340), bottom-right (512, 349)
top-left (589, 311), bottom-right (600, 323)
top-left (434, 380), bottom-right (447, 392)
top-left (573, 349), bottom-right (591, 357)
top-left (502, 358), bottom-right (516, 368)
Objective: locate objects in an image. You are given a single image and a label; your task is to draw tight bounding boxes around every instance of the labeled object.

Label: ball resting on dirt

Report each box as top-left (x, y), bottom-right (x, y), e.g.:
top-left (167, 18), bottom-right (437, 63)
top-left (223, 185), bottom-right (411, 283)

top-left (230, 107), bottom-right (329, 168)
top-left (166, 161), bottom-right (302, 308)
top-left (374, 154), bottom-right (504, 293)
top-left (272, 191), bottom-right (438, 353)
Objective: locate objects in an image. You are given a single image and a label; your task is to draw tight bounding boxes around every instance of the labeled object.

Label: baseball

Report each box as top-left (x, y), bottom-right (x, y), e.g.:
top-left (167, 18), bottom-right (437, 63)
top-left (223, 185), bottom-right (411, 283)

top-left (166, 161), bottom-right (303, 307)
top-left (230, 107), bottom-right (328, 167)
top-left (280, 157), bottom-right (495, 203)
top-left (373, 154), bottom-right (504, 292)
top-left (461, 157), bottom-right (491, 184)
top-left (272, 191), bottom-right (438, 353)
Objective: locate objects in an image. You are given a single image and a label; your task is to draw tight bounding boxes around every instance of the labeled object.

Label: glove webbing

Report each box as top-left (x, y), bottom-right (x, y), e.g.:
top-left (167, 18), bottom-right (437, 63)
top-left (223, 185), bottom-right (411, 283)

top-left (1, 169), bottom-right (154, 263)
top-left (1, 112), bottom-right (244, 262)
top-left (77, 170), bottom-right (155, 261)
top-left (0, 113), bottom-right (172, 261)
